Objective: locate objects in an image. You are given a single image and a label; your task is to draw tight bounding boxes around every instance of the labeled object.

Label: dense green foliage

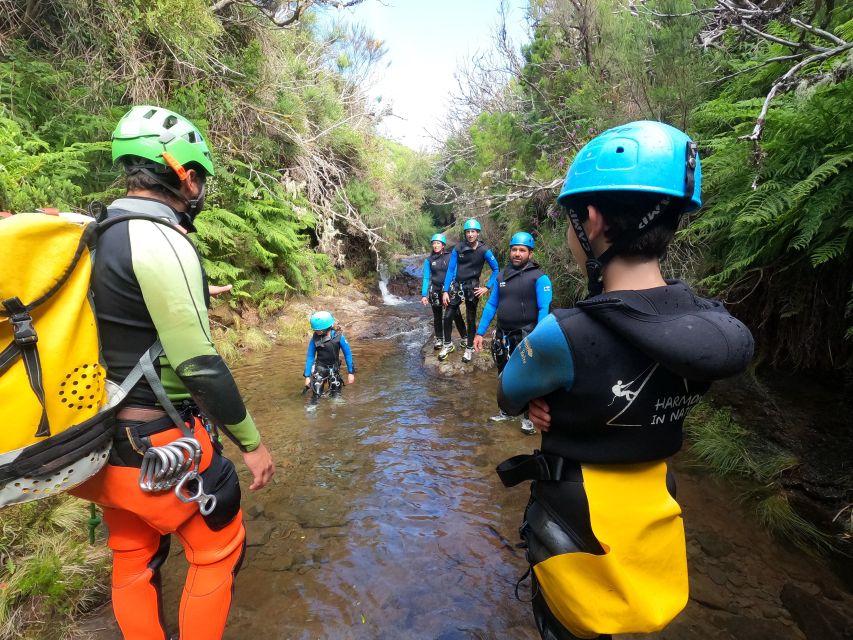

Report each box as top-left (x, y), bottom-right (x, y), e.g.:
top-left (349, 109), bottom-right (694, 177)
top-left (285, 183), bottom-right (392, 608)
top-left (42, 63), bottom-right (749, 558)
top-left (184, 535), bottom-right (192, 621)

top-left (431, 0), bottom-right (852, 370)
top-left (0, 0), bottom-right (434, 303)
top-left (685, 403), bottom-right (834, 554)
top-left (0, 497), bottom-right (109, 639)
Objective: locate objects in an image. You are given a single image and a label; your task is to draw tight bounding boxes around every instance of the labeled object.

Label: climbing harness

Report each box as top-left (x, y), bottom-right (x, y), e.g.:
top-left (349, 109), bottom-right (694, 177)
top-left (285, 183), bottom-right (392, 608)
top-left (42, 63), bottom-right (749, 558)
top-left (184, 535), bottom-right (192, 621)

top-left (138, 436), bottom-right (216, 516)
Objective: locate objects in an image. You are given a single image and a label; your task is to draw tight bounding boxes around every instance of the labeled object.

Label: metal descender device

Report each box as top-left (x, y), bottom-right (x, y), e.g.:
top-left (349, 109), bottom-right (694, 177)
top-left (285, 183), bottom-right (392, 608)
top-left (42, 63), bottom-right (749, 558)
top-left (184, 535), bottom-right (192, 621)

top-left (138, 437), bottom-right (217, 515)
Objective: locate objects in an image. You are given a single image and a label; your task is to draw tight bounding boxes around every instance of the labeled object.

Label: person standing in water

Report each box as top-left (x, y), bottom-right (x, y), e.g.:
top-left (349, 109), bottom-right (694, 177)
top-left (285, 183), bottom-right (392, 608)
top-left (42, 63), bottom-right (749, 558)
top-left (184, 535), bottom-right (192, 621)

top-left (472, 231), bottom-right (552, 435)
top-left (421, 233), bottom-right (466, 351)
top-left (303, 311), bottom-right (355, 403)
top-left (440, 218), bottom-right (499, 363)
top-left (495, 121), bottom-right (753, 640)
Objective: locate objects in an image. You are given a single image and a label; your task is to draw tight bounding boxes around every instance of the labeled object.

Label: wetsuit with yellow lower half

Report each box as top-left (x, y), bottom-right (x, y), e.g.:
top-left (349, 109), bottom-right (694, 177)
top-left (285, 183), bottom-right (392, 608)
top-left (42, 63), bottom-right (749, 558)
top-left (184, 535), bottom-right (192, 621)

top-left (71, 197), bottom-right (261, 640)
top-left (496, 281), bottom-right (754, 640)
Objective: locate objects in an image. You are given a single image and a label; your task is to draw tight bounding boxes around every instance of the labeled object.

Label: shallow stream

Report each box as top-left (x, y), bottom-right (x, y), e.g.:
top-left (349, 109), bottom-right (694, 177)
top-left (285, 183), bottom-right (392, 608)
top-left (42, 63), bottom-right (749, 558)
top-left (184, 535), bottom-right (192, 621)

top-left (80, 300), bottom-right (852, 640)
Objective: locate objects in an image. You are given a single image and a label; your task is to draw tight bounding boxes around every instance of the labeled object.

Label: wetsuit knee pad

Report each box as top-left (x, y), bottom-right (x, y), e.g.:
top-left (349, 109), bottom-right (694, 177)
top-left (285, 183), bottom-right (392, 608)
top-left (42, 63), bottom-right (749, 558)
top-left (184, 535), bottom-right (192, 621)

top-left (197, 454), bottom-right (241, 531)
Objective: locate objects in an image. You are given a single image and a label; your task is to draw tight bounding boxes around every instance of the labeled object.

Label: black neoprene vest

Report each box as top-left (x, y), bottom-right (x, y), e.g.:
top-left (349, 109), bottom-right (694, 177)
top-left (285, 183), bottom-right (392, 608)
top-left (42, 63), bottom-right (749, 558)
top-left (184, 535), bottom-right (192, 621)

top-left (314, 333), bottom-right (342, 370)
top-left (541, 307), bottom-right (710, 464)
top-left (496, 262), bottom-right (544, 331)
top-left (453, 241), bottom-right (491, 283)
top-left (93, 204), bottom-right (210, 407)
top-left (429, 250), bottom-right (452, 287)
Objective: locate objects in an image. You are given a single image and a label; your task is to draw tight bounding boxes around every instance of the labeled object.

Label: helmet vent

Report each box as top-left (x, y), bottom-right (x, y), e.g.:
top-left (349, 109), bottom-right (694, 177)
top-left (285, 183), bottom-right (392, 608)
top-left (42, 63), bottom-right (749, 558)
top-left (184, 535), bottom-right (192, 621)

top-left (164, 115), bottom-right (178, 129)
top-left (186, 131), bottom-right (197, 143)
top-left (616, 146), bottom-right (625, 153)
top-left (142, 109), bottom-right (157, 119)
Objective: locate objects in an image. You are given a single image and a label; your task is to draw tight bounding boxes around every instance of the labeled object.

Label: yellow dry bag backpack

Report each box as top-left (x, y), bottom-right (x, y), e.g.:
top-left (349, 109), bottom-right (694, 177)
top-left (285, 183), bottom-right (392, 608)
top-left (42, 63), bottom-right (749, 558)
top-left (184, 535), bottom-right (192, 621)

top-left (0, 209), bottom-right (178, 507)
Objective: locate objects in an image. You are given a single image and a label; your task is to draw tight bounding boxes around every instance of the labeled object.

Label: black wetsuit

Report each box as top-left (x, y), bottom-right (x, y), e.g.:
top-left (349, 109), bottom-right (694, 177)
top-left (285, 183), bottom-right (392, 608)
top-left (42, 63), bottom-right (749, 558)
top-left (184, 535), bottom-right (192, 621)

top-left (441, 241), bottom-right (499, 344)
top-left (422, 250), bottom-right (466, 342)
top-left (497, 281), bottom-right (754, 640)
top-left (477, 261), bottom-right (552, 373)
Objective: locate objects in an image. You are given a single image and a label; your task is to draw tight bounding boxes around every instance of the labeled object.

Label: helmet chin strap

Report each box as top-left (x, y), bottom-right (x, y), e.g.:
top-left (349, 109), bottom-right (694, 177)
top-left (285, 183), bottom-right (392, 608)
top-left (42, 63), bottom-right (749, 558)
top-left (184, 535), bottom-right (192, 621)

top-left (567, 208), bottom-right (607, 297)
top-left (136, 167), bottom-right (204, 232)
top-left (567, 196), bottom-right (671, 298)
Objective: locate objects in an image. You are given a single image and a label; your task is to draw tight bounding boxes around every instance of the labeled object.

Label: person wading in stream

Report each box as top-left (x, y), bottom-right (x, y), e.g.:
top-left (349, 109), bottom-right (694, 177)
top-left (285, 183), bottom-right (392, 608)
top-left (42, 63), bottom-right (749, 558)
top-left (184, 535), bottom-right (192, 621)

top-left (439, 218), bottom-right (499, 363)
top-left (70, 105), bottom-right (275, 640)
top-left (494, 121), bottom-right (754, 640)
top-left (421, 233), bottom-right (466, 351)
top-left (303, 311), bottom-right (355, 403)
top-left (472, 232), bottom-right (552, 435)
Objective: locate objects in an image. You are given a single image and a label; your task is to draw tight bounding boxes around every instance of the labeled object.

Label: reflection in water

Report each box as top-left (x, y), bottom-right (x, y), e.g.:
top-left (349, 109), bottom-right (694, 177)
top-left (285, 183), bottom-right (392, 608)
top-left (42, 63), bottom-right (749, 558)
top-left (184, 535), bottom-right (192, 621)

top-left (224, 312), bottom-right (538, 639)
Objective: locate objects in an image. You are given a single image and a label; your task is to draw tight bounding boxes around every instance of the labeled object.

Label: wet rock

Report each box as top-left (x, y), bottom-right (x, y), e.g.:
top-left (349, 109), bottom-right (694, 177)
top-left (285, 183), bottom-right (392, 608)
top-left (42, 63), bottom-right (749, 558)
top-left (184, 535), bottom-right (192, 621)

top-left (246, 520), bottom-right (275, 547)
top-left (708, 564), bottom-right (729, 586)
top-left (715, 613), bottom-right (804, 640)
top-left (245, 502), bottom-right (265, 519)
top-left (728, 570), bottom-right (747, 587)
top-left (689, 571), bottom-right (733, 612)
top-left (421, 341), bottom-right (495, 377)
top-left (696, 529), bottom-right (734, 559)
top-left (209, 302), bottom-right (237, 327)
top-left (780, 583), bottom-right (853, 640)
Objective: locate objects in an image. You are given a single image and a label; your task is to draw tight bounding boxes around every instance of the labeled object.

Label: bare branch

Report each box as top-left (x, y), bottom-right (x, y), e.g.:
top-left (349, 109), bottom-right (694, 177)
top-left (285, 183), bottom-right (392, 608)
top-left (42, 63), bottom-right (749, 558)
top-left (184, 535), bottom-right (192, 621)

top-left (740, 41), bottom-right (853, 141)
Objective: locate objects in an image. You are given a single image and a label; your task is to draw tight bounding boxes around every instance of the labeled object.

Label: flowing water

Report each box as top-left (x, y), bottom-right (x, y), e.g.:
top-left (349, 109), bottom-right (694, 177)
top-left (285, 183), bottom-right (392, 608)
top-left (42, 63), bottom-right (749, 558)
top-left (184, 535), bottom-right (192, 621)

top-left (225, 314), bottom-right (535, 639)
top-left (80, 299), bottom-right (852, 640)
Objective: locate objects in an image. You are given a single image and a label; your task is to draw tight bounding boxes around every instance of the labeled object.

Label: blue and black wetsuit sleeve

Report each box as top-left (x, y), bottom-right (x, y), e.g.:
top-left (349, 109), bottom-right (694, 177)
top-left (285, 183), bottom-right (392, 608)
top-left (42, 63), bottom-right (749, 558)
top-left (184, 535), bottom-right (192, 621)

top-left (421, 259), bottom-right (431, 297)
top-left (443, 249), bottom-right (458, 292)
top-left (498, 314), bottom-right (575, 416)
top-left (484, 249), bottom-right (499, 289)
top-left (340, 335), bottom-right (355, 373)
top-left (303, 339), bottom-right (316, 377)
top-left (536, 274), bottom-right (553, 324)
top-left (476, 286), bottom-right (499, 336)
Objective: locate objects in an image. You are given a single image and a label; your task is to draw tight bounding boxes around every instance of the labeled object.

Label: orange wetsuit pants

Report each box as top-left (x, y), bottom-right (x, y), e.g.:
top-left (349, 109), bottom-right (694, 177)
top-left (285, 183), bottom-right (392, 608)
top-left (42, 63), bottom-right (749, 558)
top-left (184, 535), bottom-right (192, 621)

top-left (72, 419), bottom-right (246, 640)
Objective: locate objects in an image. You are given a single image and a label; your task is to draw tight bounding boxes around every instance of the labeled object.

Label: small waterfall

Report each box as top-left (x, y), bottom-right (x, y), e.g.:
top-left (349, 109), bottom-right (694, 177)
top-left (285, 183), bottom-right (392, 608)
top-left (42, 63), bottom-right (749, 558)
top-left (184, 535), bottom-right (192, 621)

top-left (378, 263), bottom-right (407, 306)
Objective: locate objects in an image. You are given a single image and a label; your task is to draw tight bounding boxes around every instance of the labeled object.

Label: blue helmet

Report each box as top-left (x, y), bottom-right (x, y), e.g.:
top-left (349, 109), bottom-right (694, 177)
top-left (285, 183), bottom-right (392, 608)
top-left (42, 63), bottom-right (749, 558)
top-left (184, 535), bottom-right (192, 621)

top-left (463, 219), bottom-right (481, 232)
top-left (310, 311), bottom-right (335, 331)
top-left (510, 232), bottom-right (535, 249)
top-left (430, 233), bottom-right (447, 245)
top-left (557, 120), bottom-right (701, 212)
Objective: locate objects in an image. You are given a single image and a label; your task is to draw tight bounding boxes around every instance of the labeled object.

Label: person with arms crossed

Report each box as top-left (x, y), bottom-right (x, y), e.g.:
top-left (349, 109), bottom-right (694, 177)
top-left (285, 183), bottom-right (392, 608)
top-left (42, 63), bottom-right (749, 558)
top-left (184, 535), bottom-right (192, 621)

top-left (472, 232), bottom-right (552, 435)
top-left (495, 121), bottom-right (753, 640)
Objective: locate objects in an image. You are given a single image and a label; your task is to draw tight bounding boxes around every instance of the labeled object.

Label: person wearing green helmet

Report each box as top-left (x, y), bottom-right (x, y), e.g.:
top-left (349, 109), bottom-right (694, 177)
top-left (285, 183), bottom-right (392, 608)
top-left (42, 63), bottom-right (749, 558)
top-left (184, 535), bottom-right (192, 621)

top-left (70, 105), bottom-right (275, 640)
top-left (494, 121), bottom-right (753, 640)
top-left (421, 233), bottom-right (466, 351)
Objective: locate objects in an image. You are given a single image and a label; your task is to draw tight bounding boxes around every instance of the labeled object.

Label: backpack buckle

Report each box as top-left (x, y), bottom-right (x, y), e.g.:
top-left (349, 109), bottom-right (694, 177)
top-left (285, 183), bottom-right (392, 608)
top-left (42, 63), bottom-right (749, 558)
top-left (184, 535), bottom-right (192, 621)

top-left (10, 313), bottom-right (38, 346)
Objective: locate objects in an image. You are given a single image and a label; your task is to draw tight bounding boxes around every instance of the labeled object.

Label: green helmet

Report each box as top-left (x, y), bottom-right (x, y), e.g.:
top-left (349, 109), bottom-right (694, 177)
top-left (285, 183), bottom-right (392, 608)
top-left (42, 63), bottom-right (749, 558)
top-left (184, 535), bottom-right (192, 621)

top-left (111, 105), bottom-right (215, 176)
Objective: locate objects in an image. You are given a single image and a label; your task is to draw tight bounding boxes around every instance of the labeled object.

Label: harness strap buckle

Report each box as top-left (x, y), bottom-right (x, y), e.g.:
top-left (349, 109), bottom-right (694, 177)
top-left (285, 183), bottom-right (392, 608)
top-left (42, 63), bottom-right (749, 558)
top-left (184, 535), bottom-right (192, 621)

top-left (10, 314), bottom-right (37, 345)
top-left (2, 298), bottom-right (37, 346)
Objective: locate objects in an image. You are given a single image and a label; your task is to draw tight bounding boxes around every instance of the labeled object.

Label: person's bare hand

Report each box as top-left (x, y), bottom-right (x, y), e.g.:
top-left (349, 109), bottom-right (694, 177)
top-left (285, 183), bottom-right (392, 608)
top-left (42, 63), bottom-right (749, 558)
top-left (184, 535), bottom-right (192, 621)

top-left (528, 397), bottom-right (552, 432)
top-left (421, 296), bottom-right (428, 306)
top-left (473, 335), bottom-right (485, 352)
top-left (209, 284), bottom-right (233, 297)
top-left (242, 443), bottom-right (274, 490)
top-left (347, 373), bottom-right (355, 384)
top-left (474, 286), bottom-right (489, 298)
top-left (442, 292), bottom-right (450, 307)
